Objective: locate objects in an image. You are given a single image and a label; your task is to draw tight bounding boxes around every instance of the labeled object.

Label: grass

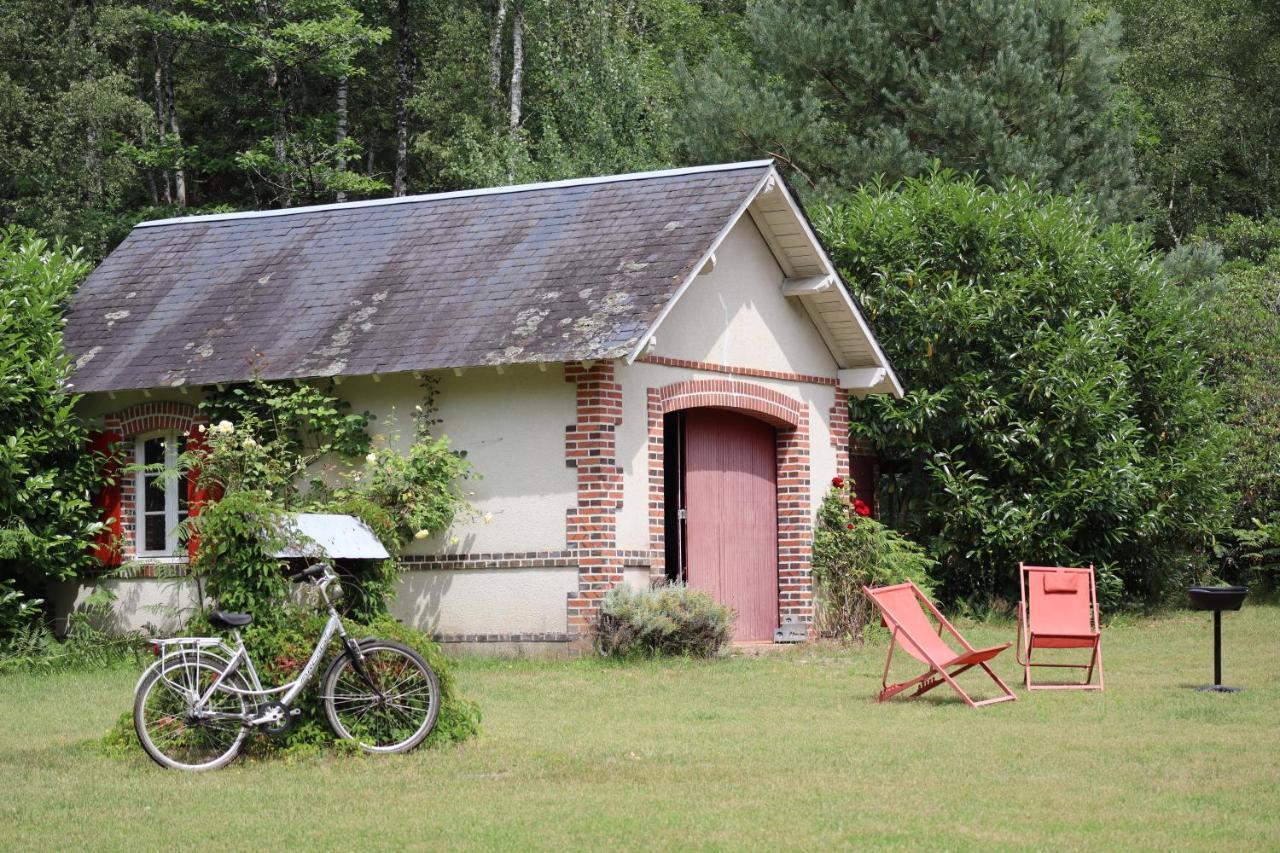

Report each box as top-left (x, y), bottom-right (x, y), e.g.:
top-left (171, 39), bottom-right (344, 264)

top-left (2, 607), bottom-right (1279, 850)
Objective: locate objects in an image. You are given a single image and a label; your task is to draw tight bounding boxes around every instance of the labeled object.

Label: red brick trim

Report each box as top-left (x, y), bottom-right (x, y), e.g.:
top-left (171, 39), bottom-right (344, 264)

top-left (658, 379), bottom-right (803, 428)
top-left (401, 551), bottom-right (576, 571)
top-left (637, 355), bottom-right (839, 387)
top-left (102, 402), bottom-right (207, 561)
top-left (649, 379), bottom-right (814, 628)
top-left (563, 362), bottom-right (625, 635)
top-left (829, 388), bottom-right (850, 483)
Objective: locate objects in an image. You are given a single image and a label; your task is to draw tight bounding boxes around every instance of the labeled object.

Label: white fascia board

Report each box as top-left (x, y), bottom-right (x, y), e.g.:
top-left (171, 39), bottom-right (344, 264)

top-left (135, 160), bottom-right (776, 229)
top-left (625, 167), bottom-right (777, 363)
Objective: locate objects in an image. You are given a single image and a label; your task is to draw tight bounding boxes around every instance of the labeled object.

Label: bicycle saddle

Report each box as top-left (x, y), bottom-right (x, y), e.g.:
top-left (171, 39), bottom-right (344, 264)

top-left (208, 610), bottom-right (253, 630)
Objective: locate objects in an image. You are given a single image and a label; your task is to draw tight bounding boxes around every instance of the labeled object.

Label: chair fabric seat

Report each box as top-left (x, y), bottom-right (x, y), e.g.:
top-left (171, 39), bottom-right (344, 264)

top-left (942, 643), bottom-right (1011, 668)
top-left (1029, 632), bottom-right (1098, 649)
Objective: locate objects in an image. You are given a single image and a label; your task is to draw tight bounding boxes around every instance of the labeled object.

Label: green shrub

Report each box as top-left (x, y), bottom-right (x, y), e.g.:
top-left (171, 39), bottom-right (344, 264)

top-left (593, 583), bottom-right (734, 658)
top-left (0, 588), bottom-right (146, 674)
top-left (0, 228), bottom-right (101, 642)
top-left (817, 173), bottom-right (1229, 605)
top-left (102, 608), bottom-right (480, 757)
top-left (811, 480), bottom-right (938, 643)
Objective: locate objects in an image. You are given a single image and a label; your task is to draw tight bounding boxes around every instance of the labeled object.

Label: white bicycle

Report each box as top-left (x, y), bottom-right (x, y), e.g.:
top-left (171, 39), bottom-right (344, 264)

top-left (133, 563), bottom-right (440, 771)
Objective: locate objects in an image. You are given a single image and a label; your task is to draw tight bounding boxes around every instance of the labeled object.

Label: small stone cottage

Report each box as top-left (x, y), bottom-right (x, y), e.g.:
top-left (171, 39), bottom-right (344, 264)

top-left (60, 160), bottom-right (902, 651)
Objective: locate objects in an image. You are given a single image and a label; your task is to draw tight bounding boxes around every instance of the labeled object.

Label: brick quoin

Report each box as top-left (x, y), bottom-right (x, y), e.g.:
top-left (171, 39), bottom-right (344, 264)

top-left (829, 388), bottom-right (851, 483)
top-left (648, 378), bottom-right (815, 629)
top-left (102, 401), bottom-right (208, 561)
top-left (564, 362), bottom-right (625, 636)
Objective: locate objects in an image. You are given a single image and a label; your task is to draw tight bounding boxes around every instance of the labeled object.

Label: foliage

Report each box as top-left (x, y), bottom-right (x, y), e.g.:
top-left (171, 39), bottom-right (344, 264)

top-left (0, 0), bottom-right (741, 257)
top-left (0, 229), bottom-right (102, 642)
top-left (816, 173), bottom-right (1228, 604)
top-left (593, 583), bottom-right (734, 658)
top-left (199, 379), bottom-right (371, 504)
top-left (186, 488), bottom-right (291, 623)
top-left (0, 588), bottom-right (147, 675)
top-left (344, 438), bottom-right (475, 551)
top-left (1108, 0), bottom-right (1280, 242)
top-left (1164, 216), bottom-right (1280, 585)
top-left (680, 0), bottom-right (1142, 221)
top-left (811, 482), bottom-right (937, 643)
top-left (102, 608), bottom-right (480, 756)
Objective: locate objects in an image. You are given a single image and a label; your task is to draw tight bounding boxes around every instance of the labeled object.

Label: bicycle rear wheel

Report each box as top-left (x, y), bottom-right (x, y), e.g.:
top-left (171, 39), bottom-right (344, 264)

top-left (321, 640), bottom-right (440, 753)
top-left (134, 655), bottom-right (250, 771)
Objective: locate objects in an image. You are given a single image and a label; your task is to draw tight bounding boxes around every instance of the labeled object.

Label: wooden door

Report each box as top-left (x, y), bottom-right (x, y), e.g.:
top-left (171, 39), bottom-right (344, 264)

top-left (682, 409), bottom-right (778, 641)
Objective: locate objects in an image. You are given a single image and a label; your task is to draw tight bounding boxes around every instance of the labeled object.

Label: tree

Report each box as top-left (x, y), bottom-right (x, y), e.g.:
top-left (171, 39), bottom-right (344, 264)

top-left (0, 229), bottom-right (101, 639)
top-left (1110, 0), bottom-right (1280, 243)
top-left (1164, 215), bottom-right (1280, 583)
top-left (816, 174), bottom-right (1227, 603)
top-left (680, 0), bottom-right (1143, 222)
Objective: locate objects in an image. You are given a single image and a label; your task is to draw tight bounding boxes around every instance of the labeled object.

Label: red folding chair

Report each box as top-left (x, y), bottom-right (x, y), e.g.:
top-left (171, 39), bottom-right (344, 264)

top-left (863, 582), bottom-right (1016, 708)
top-left (1017, 563), bottom-right (1105, 690)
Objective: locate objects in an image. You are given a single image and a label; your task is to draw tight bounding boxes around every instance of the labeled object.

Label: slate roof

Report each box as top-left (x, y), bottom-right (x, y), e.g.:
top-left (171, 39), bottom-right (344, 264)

top-left (65, 161), bottom-right (775, 393)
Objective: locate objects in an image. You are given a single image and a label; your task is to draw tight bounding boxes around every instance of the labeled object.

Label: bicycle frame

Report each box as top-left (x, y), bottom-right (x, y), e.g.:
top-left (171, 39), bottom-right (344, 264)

top-left (153, 567), bottom-right (363, 726)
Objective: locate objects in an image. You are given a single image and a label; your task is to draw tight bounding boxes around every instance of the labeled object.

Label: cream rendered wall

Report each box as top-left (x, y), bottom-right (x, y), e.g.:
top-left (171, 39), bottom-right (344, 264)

top-left (652, 217), bottom-right (838, 378)
top-left (391, 567), bottom-right (577, 635)
top-left (336, 365), bottom-right (575, 554)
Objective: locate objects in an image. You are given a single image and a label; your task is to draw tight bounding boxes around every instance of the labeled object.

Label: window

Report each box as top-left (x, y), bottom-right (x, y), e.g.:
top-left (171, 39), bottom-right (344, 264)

top-left (135, 431), bottom-right (188, 557)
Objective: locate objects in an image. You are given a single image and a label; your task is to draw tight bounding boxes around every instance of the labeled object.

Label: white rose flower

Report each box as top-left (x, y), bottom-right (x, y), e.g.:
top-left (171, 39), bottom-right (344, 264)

top-left (216, 420), bottom-right (234, 435)
top-left (413, 529), bottom-right (429, 541)
top-left (448, 536), bottom-right (459, 546)
top-left (482, 512), bottom-right (493, 525)
top-left (197, 424), bottom-right (207, 433)
top-left (365, 452), bottom-right (378, 464)
top-left (242, 437), bottom-right (257, 449)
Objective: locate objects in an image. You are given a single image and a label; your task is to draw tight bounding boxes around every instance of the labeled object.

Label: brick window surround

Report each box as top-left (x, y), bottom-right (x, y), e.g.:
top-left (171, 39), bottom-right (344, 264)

top-left (102, 402), bottom-right (208, 561)
top-left (647, 378), bottom-right (816, 627)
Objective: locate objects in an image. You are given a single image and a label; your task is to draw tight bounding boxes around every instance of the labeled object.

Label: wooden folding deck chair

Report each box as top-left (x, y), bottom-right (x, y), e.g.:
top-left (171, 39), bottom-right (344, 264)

top-left (863, 582), bottom-right (1016, 708)
top-left (1017, 563), bottom-right (1105, 690)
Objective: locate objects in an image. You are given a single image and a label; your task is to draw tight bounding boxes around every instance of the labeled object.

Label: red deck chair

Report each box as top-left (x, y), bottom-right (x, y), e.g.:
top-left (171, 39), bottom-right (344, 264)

top-left (1016, 564), bottom-right (1104, 690)
top-left (863, 582), bottom-right (1016, 708)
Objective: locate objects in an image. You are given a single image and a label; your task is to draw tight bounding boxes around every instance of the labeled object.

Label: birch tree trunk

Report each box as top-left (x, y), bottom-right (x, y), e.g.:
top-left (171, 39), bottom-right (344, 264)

top-left (488, 0), bottom-right (507, 94)
top-left (151, 36), bottom-right (172, 205)
top-left (392, 0), bottom-right (411, 197)
top-left (335, 73), bottom-right (348, 202)
top-left (509, 2), bottom-right (524, 131)
top-left (161, 43), bottom-right (186, 207)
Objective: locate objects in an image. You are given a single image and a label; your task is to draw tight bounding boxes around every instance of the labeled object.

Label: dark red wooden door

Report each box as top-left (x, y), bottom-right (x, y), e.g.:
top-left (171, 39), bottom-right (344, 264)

top-left (683, 409), bottom-right (778, 641)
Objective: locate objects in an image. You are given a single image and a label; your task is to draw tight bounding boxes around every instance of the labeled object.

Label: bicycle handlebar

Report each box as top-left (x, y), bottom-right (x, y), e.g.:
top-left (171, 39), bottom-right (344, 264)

top-left (289, 563), bottom-right (334, 584)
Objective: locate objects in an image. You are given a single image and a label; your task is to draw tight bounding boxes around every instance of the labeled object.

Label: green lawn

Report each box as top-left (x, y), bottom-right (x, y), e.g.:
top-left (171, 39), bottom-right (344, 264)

top-left (3, 607), bottom-right (1279, 850)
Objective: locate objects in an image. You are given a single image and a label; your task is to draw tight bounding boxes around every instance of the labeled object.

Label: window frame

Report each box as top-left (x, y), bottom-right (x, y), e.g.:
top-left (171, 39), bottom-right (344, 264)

top-left (134, 430), bottom-right (188, 558)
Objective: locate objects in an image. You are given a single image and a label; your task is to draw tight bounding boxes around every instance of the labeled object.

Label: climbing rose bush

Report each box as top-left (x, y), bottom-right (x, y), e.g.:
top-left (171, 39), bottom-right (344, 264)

top-left (811, 481), bottom-right (936, 644)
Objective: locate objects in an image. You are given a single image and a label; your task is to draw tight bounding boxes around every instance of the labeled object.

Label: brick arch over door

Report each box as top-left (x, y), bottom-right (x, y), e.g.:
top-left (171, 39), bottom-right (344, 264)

top-left (99, 401), bottom-right (210, 564)
top-left (648, 379), bottom-right (813, 628)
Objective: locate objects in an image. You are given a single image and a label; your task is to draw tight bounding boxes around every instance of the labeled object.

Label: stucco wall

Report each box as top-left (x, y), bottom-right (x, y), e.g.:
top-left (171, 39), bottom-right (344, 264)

top-left (651, 217), bottom-right (838, 378)
top-left (51, 577), bottom-right (201, 635)
top-left (336, 366), bottom-right (575, 554)
top-left (391, 567), bottom-right (577, 636)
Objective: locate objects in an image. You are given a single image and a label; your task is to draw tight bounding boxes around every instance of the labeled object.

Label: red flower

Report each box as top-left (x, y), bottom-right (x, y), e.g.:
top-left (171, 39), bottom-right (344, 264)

top-left (853, 498), bottom-right (872, 517)
top-left (831, 476), bottom-right (844, 488)
top-left (846, 523), bottom-right (854, 530)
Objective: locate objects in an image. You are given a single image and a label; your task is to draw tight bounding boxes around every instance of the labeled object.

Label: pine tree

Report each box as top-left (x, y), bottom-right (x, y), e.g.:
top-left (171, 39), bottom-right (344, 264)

top-left (680, 0), bottom-right (1143, 221)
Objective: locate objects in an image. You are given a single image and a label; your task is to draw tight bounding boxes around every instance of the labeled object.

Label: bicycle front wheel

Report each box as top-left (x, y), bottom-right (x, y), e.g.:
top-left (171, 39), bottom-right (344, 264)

top-left (321, 641), bottom-right (440, 753)
top-left (134, 655), bottom-right (250, 771)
